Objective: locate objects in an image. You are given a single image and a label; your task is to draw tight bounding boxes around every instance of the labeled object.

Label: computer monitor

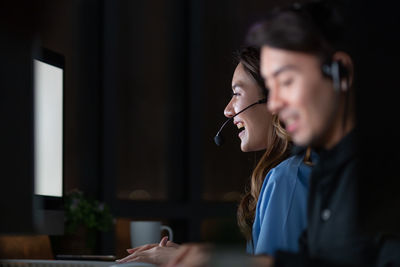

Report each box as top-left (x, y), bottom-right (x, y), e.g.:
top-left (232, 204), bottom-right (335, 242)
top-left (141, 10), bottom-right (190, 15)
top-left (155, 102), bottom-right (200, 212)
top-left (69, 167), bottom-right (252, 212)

top-left (32, 47), bottom-right (65, 235)
top-left (0, 4), bottom-right (65, 235)
top-left (0, 41), bottom-right (65, 236)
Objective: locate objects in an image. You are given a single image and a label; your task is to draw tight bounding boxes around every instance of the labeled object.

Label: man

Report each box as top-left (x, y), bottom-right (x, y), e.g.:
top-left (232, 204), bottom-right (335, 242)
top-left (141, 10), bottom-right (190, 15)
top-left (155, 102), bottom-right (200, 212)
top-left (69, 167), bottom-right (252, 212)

top-left (246, 0), bottom-right (400, 266)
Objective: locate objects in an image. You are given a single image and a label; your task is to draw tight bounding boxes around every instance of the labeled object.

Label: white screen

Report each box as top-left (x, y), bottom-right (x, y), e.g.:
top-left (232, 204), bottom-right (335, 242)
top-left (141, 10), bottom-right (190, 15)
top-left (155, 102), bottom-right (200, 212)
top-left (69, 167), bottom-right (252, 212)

top-left (33, 59), bottom-right (63, 197)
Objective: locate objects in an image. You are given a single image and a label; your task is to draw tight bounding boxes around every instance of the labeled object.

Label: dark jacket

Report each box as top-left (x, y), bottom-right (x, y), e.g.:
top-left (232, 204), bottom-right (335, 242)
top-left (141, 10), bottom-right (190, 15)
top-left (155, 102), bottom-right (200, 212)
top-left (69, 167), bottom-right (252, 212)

top-left (275, 131), bottom-right (382, 267)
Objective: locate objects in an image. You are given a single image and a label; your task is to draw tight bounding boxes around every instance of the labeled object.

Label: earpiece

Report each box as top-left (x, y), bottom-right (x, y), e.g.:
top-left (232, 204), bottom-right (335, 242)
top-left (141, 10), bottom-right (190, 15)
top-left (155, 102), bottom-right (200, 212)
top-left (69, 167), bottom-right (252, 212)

top-left (322, 61), bottom-right (349, 92)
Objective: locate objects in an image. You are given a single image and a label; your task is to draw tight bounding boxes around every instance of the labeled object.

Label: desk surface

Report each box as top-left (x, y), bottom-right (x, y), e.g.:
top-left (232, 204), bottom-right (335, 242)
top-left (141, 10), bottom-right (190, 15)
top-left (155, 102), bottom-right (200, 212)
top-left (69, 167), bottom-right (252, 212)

top-left (0, 259), bottom-right (156, 267)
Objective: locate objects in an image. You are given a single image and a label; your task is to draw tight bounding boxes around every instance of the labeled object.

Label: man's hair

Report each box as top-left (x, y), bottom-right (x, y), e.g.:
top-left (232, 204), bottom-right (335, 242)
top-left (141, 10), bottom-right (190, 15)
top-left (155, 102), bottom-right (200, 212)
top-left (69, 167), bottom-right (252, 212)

top-left (246, 0), bottom-right (355, 64)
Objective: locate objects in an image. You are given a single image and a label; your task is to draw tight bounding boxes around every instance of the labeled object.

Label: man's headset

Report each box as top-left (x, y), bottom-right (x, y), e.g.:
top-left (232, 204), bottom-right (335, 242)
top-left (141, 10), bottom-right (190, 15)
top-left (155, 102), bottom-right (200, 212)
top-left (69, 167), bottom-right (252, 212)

top-left (322, 60), bottom-right (349, 92)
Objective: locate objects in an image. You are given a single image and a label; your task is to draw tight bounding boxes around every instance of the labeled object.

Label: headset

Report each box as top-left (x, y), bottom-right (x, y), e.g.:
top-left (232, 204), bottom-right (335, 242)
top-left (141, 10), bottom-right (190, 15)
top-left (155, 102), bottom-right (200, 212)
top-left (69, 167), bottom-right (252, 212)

top-left (214, 98), bottom-right (267, 146)
top-left (322, 60), bottom-right (349, 92)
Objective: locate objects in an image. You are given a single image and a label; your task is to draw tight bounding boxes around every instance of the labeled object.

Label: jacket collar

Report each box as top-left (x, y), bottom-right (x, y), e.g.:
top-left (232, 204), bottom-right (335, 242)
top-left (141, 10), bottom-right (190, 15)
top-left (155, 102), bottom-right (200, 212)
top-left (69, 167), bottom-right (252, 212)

top-left (291, 130), bottom-right (357, 171)
top-left (314, 130), bottom-right (357, 172)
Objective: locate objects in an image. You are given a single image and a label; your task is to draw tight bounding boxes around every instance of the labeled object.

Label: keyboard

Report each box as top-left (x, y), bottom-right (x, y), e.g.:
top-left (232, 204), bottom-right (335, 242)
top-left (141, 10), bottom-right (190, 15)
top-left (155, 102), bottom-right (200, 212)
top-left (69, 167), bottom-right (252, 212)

top-left (0, 260), bottom-right (156, 267)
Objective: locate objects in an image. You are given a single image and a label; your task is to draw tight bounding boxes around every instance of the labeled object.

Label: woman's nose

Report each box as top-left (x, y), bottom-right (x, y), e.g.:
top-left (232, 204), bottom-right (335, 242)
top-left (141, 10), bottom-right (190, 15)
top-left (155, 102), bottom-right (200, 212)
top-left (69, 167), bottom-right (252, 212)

top-left (224, 99), bottom-right (235, 118)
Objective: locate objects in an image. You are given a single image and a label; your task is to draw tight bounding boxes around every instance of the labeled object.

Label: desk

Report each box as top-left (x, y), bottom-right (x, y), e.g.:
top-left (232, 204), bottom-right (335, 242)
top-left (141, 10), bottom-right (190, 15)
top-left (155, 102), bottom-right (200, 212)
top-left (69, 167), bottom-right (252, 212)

top-left (0, 260), bottom-right (156, 267)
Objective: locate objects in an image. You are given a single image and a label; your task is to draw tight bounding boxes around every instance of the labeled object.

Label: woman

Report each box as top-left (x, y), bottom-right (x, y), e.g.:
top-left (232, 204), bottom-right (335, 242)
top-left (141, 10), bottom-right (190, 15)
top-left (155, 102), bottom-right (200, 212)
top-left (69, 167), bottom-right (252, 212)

top-left (116, 46), bottom-right (314, 265)
top-left (225, 46), bottom-right (313, 255)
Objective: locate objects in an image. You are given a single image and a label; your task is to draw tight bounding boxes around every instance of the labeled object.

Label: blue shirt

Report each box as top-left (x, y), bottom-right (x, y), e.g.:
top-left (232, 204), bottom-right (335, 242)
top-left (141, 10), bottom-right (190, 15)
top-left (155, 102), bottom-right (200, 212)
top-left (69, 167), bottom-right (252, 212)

top-left (247, 153), bottom-right (314, 256)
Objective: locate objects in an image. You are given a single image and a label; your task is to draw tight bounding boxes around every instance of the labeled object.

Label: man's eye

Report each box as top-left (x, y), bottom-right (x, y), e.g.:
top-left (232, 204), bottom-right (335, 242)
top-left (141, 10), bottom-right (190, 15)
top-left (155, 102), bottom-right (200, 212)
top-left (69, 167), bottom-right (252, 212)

top-left (281, 78), bottom-right (293, 87)
top-left (232, 92), bottom-right (240, 96)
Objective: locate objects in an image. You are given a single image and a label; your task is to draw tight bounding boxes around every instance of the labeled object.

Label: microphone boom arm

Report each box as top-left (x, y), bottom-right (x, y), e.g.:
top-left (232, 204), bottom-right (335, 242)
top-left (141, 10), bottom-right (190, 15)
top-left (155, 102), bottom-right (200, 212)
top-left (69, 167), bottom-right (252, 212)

top-left (214, 98), bottom-right (267, 146)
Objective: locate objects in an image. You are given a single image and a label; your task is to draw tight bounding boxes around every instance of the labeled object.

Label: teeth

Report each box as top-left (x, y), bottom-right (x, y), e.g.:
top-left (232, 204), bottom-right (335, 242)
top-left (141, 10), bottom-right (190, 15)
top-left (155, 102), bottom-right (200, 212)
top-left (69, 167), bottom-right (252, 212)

top-left (285, 117), bottom-right (295, 127)
top-left (237, 122), bottom-right (244, 129)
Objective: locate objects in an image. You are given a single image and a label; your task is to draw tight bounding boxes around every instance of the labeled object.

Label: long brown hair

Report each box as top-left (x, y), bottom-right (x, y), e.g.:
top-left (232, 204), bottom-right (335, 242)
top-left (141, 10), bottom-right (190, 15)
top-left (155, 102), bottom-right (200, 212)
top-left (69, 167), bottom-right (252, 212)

top-left (235, 46), bottom-right (292, 240)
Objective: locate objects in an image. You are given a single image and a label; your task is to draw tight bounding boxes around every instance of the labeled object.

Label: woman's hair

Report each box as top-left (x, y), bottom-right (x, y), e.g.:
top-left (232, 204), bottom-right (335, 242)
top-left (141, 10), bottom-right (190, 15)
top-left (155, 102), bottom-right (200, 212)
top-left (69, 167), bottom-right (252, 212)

top-left (234, 46), bottom-right (292, 240)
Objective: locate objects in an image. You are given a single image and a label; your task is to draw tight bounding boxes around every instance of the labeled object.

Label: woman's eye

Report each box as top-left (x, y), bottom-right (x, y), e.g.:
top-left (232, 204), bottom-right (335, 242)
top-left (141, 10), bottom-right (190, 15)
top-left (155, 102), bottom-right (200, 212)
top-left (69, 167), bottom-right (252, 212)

top-left (232, 92), bottom-right (240, 97)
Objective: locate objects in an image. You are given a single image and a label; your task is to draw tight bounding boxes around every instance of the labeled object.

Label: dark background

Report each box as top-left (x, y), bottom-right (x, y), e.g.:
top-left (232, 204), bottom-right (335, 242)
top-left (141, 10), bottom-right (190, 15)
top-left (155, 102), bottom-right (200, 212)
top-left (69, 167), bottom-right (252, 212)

top-left (1, 0), bottom-right (400, 258)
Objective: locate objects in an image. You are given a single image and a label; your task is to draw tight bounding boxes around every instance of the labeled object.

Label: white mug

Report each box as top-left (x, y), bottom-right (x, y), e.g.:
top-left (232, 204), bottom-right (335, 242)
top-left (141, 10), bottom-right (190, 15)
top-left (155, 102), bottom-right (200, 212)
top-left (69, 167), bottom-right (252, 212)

top-left (130, 221), bottom-right (173, 248)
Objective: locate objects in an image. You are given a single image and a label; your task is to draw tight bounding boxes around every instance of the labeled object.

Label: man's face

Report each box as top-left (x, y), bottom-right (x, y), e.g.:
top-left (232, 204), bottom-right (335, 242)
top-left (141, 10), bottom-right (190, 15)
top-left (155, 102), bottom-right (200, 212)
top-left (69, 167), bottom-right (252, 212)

top-left (260, 45), bottom-right (337, 147)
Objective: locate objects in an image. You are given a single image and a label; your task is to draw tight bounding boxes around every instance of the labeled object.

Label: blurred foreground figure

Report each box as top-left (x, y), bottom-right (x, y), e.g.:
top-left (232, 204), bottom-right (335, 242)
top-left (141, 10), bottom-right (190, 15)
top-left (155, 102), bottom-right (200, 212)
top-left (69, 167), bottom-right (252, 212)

top-left (246, 0), bottom-right (400, 266)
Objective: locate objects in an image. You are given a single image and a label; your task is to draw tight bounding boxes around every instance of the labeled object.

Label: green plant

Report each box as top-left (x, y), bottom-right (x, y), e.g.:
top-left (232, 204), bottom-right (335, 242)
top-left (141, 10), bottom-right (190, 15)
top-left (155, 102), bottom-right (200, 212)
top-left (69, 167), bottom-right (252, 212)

top-left (64, 189), bottom-right (114, 249)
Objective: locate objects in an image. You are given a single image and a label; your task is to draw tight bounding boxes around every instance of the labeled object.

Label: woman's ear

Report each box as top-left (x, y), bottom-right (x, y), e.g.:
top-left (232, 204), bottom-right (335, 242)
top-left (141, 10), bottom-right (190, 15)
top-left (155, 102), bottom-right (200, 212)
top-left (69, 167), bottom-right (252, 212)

top-left (332, 51), bottom-right (354, 92)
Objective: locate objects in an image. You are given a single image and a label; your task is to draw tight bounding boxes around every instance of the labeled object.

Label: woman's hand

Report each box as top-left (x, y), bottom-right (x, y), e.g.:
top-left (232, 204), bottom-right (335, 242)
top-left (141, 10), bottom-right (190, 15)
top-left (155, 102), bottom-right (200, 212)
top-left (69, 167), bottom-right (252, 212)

top-left (116, 236), bottom-right (180, 265)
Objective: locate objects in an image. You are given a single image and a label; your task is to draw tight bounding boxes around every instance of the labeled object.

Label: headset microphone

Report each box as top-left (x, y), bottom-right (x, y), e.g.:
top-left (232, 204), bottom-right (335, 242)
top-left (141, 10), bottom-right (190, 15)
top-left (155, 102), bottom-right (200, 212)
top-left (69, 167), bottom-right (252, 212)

top-left (214, 98), bottom-right (267, 146)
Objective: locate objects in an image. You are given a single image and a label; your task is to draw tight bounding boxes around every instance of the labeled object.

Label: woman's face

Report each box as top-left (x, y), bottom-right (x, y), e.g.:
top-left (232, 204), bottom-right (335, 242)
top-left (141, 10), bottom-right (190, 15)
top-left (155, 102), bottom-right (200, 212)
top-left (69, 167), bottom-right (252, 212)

top-left (224, 62), bottom-right (273, 152)
top-left (260, 45), bottom-right (339, 148)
